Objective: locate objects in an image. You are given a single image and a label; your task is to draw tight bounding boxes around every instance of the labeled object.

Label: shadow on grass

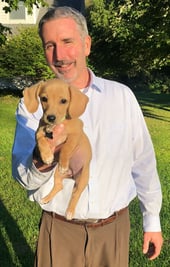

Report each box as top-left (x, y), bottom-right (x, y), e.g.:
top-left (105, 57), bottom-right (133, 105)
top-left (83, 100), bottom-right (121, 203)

top-left (134, 91), bottom-right (170, 122)
top-left (0, 200), bottom-right (34, 267)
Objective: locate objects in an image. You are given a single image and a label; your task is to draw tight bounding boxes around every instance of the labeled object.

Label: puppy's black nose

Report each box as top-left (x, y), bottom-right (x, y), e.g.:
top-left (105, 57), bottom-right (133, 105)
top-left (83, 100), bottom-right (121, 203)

top-left (47, 115), bottom-right (56, 123)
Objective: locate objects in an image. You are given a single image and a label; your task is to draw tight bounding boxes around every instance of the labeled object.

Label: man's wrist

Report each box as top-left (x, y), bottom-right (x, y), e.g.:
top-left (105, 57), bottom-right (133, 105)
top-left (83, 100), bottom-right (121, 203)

top-left (143, 214), bottom-right (161, 232)
top-left (33, 158), bottom-right (57, 172)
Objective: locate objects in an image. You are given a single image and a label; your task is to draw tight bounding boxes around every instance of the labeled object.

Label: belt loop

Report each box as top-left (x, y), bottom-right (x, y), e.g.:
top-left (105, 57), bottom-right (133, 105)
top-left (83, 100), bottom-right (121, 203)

top-left (115, 211), bottom-right (119, 217)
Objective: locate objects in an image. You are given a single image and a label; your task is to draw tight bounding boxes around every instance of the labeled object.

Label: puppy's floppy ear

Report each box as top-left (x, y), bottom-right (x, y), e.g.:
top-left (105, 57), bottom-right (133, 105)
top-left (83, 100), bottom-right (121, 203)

top-left (68, 86), bottom-right (89, 118)
top-left (23, 81), bottom-right (44, 113)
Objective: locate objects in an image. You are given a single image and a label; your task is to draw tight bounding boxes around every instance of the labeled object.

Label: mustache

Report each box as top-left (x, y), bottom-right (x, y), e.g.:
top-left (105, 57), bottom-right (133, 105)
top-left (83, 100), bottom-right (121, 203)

top-left (54, 60), bottom-right (74, 67)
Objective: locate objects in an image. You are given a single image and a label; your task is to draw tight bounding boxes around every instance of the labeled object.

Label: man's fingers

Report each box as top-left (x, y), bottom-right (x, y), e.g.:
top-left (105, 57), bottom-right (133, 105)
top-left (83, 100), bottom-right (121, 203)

top-left (143, 239), bottom-right (149, 254)
top-left (143, 232), bottom-right (163, 260)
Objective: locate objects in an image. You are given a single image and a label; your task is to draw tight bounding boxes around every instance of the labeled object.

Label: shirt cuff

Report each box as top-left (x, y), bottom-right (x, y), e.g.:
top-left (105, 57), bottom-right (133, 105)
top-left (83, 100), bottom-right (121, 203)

top-left (143, 214), bottom-right (161, 232)
top-left (28, 162), bottom-right (56, 188)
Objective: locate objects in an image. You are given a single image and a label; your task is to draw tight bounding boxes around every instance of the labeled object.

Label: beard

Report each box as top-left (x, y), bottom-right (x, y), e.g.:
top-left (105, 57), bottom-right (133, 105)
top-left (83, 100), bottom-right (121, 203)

top-left (49, 60), bottom-right (78, 84)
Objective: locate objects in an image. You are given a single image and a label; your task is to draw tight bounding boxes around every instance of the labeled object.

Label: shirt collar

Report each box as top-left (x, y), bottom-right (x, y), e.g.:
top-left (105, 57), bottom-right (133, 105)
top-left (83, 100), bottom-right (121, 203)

top-left (81, 69), bottom-right (102, 94)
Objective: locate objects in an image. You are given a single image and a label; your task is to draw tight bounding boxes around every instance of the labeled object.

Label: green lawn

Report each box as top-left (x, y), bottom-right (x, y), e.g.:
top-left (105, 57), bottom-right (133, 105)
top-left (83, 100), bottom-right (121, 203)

top-left (0, 92), bottom-right (170, 267)
top-left (129, 91), bottom-right (170, 266)
top-left (0, 95), bottom-right (41, 267)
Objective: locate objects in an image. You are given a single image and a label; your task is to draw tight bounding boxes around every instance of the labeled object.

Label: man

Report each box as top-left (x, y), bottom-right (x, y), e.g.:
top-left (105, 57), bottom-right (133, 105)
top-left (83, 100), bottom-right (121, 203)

top-left (12, 6), bottom-right (163, 267)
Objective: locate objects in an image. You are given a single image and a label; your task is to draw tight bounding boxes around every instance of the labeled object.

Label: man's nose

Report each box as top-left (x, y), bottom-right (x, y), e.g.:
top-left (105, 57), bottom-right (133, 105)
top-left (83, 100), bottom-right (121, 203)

top-left (54, 44), bottom-right (65, 61)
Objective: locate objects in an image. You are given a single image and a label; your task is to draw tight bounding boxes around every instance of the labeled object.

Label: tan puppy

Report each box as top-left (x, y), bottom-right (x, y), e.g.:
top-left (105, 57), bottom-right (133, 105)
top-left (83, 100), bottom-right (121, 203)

top-left (23, 78), bottom-right (92, 220)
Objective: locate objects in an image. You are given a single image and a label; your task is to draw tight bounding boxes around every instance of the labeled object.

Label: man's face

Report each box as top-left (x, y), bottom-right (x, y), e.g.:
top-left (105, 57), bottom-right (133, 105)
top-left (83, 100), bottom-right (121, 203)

top-left (41, 18), bottom-right (91, 88)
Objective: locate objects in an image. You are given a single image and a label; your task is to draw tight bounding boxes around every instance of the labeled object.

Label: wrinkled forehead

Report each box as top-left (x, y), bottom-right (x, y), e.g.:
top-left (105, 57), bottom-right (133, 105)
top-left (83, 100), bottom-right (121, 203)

top-left (41, 17), bottom-right (83, 42)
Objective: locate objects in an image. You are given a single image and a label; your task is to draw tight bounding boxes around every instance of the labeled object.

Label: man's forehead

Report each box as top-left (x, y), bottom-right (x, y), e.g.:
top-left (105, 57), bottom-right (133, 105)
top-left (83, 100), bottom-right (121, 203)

top-left (42, 18), bottom-right (79, 38)
top-left (43, 17), bottom-right (77, 29)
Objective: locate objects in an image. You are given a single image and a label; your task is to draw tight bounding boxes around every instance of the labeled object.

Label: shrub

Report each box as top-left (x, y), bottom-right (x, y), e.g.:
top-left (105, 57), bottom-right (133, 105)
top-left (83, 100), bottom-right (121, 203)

top-left (0, 26), bottom-right (54, 80)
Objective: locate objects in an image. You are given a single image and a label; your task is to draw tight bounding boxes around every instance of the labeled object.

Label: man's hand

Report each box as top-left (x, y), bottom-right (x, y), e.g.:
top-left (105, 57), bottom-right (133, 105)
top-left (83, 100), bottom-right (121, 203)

top-left (33, 123), bottom-right (67, 172)
top-left (143, 232), bottom-right (163, 260)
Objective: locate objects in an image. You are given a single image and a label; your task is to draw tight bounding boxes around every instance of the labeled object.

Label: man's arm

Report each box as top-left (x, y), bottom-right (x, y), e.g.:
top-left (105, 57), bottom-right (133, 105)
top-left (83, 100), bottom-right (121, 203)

top-left (129, 90), bottom-right (163, 259)
top-left (12, 97), bottom-right (70, 189)
top-left (12, 99), bottom-right (63, 186)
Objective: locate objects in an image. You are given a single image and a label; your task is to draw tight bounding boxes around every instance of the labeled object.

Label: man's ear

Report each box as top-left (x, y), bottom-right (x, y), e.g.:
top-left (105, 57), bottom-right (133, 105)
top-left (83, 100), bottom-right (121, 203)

top-left (68, 86), bottom-right (89, 118)
top-left (85, 35), bottom-right (91, 57)
top-left (23, 81), bottom-right (44, 113)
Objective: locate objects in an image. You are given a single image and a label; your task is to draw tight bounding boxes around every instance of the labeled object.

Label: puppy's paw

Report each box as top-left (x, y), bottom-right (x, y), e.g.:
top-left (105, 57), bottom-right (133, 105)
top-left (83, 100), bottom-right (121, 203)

top-left (41, 153), bottom-right (54, 165)
top-left (58, 164), bottom-right (69, 174)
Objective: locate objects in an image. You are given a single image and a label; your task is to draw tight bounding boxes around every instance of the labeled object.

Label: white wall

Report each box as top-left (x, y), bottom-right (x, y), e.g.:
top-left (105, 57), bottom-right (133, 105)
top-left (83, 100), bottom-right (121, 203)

top-left (0, 1), bottom-right (40, 25)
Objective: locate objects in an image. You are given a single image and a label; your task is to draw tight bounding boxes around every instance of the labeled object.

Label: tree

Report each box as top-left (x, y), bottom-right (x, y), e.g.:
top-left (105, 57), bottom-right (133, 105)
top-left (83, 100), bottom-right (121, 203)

top-left (1, 0), bottom-right (47, 13)
top-left (87, 0), bottom-right (170, 86)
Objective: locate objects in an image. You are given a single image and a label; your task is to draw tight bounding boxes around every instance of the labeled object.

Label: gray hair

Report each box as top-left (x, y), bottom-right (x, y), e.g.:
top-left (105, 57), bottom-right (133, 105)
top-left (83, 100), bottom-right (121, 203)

top-left (38, 6), bottom-right (89, 40)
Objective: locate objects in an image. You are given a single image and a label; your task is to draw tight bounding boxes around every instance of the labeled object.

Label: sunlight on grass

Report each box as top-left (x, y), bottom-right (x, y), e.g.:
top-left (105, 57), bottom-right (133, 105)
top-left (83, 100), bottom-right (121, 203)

top-left (129, 92), bottom-right (170, 267)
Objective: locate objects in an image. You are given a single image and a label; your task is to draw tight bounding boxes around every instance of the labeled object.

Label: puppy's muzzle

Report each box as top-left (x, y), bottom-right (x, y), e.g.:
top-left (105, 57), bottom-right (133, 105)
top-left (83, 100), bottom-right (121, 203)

top-left (47, 114), bottom-right (56, 124)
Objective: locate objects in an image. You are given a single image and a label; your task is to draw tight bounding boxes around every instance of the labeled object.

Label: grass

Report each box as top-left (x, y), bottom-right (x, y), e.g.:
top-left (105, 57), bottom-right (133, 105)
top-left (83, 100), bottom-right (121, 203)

top-left (0, 91), bottom-right (170, 266)
top-left (0, 95), bottom-right (41, 267)
top-left (129, 91), bottom-right (170, 266)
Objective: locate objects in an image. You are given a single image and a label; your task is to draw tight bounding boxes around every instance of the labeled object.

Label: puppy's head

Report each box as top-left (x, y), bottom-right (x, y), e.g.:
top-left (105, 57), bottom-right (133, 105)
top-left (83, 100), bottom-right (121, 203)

top-left (23, 78), bottom-right (89, 125)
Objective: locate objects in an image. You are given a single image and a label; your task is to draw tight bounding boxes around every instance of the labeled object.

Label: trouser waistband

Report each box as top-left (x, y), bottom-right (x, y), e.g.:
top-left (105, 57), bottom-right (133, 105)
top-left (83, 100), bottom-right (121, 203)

top-left (44, 206), bottom-right (128, 228)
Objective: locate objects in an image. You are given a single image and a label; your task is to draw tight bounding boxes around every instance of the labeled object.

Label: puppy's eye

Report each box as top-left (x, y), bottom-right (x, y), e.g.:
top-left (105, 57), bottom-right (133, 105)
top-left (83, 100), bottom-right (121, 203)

top-left (60, 98), bottom-right (67, 104)
top-left (40, 96), bottom-right (48, 102)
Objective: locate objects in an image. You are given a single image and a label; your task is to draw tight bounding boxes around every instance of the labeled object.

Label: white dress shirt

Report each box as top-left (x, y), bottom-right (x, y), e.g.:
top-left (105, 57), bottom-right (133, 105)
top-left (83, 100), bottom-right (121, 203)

top-left (12, 70), bottom-right (162, 232)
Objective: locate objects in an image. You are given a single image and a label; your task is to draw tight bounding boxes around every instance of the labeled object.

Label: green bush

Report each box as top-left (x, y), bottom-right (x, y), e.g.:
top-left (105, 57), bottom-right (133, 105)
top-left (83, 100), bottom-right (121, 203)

top-left (0, 26), bottom-right (54, 80)
top-left (86, 0), bottom-right (170, 91)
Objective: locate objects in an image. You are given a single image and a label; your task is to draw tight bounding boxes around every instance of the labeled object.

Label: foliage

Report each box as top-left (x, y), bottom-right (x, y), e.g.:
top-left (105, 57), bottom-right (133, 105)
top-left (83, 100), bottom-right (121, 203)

top-left (0, 26), bottom-right (54, 80)
top-left (87, 0), bottom-right (170, 84)
top-left (0, 23), bottom-right (11, 46)
top-left (0, 0), bottom-right (48, 46)
top-left (1, 0), bottom-right (47, 14)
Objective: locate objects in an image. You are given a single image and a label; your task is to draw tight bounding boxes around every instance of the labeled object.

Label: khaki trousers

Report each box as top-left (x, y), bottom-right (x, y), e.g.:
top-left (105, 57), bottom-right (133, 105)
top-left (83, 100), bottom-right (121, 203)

top-left (34, 208), bottom-right (130, 267)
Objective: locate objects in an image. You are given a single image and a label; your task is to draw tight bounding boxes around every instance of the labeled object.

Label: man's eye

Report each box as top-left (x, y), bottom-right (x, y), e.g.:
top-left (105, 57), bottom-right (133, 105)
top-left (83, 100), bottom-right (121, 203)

top-left (44, 43), bottom-right (55, 50)
top-left (41, 96), bottom-right (48, 102)
top-left (64, 38), bottom-right (73, 44)
top-left (60, 98), bottom-right (67, 104)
